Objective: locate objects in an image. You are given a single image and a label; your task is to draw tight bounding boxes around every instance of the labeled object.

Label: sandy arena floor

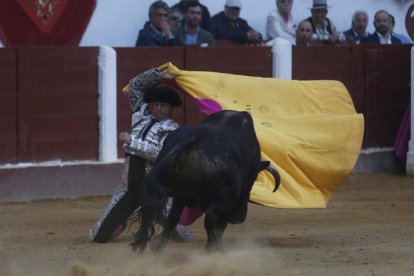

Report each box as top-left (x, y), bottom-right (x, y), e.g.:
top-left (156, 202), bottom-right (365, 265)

top-left (1, 173), bottom-right (414, 276)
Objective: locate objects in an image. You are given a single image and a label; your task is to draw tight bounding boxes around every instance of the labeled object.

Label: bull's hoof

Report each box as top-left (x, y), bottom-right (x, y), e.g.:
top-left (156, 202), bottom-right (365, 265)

top-left (130, 241), bottom-right (146, 254)
top-left (205, 243), bottom-right (225, 254)
top-left (150, 234), bottom-right (168, 254)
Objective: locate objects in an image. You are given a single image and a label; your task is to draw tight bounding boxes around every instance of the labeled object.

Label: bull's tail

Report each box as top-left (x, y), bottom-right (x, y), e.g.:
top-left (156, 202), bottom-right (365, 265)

top-left (259, 161), bottom-right (281, 192)
top-left (129, 182), bottom-right (169, 253)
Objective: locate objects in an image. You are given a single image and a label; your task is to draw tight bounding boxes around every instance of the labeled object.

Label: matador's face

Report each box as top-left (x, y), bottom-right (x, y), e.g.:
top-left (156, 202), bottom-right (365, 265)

top-left (149, 102), bottom-right (174, 121)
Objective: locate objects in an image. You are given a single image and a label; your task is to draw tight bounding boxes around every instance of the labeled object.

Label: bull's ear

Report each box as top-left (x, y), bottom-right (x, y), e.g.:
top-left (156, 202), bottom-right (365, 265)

top-left (259, 161), bottom-right (270, 171)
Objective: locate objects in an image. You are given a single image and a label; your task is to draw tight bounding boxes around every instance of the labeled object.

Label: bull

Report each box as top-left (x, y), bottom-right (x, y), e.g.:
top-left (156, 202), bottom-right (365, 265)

top-left (131, 110), bottom-right (280, 253)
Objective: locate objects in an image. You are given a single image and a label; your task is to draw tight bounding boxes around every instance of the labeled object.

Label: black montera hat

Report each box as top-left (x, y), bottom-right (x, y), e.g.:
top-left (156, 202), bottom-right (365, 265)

top-left (143, 86), bottom-right (182, 107)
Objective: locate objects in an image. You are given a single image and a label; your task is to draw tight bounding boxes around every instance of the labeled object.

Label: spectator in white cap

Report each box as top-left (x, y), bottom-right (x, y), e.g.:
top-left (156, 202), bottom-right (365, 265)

top-left (210, 0), bottom-right (262, 43)
top-left (304, 0), bottom-right (344, 44)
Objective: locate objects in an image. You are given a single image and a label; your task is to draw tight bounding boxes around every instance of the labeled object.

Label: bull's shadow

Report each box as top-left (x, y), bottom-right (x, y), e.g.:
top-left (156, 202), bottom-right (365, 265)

top-left (130, 110), bottom-right (280, 254)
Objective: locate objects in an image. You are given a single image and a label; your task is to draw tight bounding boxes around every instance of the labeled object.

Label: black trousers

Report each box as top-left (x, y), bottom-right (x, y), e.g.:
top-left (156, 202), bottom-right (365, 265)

top-left (93, 155), bottom-right (148, 243)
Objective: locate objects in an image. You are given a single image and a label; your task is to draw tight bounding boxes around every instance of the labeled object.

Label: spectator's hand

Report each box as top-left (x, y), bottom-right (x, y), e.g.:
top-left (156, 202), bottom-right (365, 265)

top-left (159, 17), bottom-right (174, 38)
top-left (119, 132), bottom-right (131, 144)
top-left (327, 33), bottom-right (339, 44)
top-left (247, 30), bottom-right (262, 43)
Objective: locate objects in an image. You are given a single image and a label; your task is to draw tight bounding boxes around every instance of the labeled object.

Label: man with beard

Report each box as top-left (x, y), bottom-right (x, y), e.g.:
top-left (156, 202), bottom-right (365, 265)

top-left (171, 0), bottom-right (211, 32)
top-left (295, 20), bottom-right (313, 46)
top-left (174, 0), bottom-right (214, 46)
top-left (361, 10), bottom-right (401, 45)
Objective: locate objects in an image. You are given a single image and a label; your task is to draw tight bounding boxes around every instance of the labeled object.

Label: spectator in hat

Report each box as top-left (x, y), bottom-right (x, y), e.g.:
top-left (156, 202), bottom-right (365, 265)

top-left (304, 0), bottom-right (343, 44)
top-left (210, 0), bottom-right (262, 44)
top-left (266, 0), bottom-right (297, 43)
top-left (90, 67), bottom-right (194, 243)
top-left (343, 10), bottom-right (371, 44)
top-left (360, 10), bottom-right (401, 44)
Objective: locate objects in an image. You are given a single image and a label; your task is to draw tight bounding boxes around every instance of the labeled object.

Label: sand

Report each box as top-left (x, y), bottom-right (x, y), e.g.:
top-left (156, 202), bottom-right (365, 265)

top-left (1, 173), bottom-right (414, 276)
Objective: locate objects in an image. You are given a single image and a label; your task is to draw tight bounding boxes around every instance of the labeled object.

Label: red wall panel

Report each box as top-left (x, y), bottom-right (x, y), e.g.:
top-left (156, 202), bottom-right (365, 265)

top-left (293, 44), bottom-right (411, 148)
top-left (17, 47), bottom-right (99, 162)
top-left (0, 48), bottom-right (17, 163)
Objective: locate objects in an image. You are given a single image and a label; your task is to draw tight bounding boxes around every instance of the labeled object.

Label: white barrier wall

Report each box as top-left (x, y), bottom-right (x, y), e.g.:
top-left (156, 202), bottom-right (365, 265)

top-left (98, 46), bottom-right (118, 162)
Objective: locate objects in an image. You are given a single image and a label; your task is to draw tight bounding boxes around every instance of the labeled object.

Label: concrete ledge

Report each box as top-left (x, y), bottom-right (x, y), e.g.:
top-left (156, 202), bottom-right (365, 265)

top-left (353, 148), bottom-right (404, 174)
top-left (0, 162), bottom-right (123, 202)
top-left (0, 148), bottom-right (406, 203)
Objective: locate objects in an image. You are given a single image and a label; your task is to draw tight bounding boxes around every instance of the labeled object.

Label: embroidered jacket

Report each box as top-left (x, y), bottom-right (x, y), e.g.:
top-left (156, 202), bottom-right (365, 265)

top-left (123, 68), bottom-right (179, 162)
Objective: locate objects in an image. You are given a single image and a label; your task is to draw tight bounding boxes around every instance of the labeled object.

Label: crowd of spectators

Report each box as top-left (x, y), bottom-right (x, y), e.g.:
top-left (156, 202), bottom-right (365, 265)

top-left (135, 0), bottom-right (412, 47)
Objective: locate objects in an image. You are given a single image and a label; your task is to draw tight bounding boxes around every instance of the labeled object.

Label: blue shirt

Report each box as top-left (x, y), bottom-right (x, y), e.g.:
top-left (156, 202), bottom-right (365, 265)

top-left (185, 26), bottom-right (200, 45)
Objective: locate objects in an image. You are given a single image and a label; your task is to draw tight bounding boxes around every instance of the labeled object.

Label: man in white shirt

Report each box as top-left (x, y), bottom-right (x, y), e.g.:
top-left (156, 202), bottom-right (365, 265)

top-left (266, 0), bottom-right (296, 43)
top-left (360, 10), bottom-right (401, 45)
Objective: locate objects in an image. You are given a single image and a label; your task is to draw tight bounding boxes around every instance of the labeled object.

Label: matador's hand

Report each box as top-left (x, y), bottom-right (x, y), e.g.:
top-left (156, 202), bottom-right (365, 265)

top-left (119, 132), bottom-right (131, 144)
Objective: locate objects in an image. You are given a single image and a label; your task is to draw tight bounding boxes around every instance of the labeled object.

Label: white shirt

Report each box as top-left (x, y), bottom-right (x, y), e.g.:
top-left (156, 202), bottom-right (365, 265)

top-left (266, 9), bottom-right (296, 43)
top-left (377, 32), bottom-right (392, 45)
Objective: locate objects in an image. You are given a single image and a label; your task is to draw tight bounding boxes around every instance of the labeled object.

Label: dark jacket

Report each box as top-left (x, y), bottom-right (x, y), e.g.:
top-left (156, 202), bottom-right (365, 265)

top-left (135, 22), bottom-right (179, 47)
top-left (174, 26), bottom-right (214, 46)
top-left (343, 28), bottom-right (370, 43)
top-left (210, 11), bottom-right (253, 43)
top-left (360, 32), bottom-right (402, 45)
top-left (171, 2), bottom-right (211, 31)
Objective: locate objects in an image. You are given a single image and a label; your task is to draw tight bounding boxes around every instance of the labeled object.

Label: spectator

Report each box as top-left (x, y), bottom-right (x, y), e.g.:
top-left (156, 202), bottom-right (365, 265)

top-left (174, 0), bottom-right (214, 46)
top-left (171, 0), bottom-right (211, 31)
top-left (266, 0), bottom-right (297, 43)
top-left (305, 0), bottom-right (343, 44)
top-left (168, 8), bottom-right (184, 33)
top-left (389, 14), bottom-right (412, 44)
top-left (295, 20), bottom-right (313, 46)
top-left (210, 0), bottom-right (262, 44)
top-left (135, 1), bottom-right (179, 47)
top-left (343, 11), bottom-right (370, 44)
top-left (360, 10), bottom-right (401, 44)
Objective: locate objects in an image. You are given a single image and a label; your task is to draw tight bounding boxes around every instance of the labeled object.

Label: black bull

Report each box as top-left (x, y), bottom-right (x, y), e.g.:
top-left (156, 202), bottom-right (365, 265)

top-left (131, 110), bottom-right (281, 253)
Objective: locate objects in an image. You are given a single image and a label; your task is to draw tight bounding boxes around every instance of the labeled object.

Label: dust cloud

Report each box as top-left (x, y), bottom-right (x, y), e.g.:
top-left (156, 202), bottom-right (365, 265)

top-left (64, 243), bottom-right (278, 276)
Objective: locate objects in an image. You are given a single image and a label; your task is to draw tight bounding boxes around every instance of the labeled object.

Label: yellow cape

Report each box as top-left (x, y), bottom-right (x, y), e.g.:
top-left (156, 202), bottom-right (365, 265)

top-left (150, 63), bottom-right (363, 208)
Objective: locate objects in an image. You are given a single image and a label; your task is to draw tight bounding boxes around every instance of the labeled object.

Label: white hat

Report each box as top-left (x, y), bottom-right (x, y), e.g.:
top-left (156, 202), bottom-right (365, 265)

top-left (225, 0), bottom-right (242, 9)
top-left (309, 0), bottom-right (332, 10)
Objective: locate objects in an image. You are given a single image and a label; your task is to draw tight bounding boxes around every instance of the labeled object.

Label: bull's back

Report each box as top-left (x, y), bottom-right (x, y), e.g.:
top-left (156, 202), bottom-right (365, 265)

top-left (157, 111), bottom-right (261, 181)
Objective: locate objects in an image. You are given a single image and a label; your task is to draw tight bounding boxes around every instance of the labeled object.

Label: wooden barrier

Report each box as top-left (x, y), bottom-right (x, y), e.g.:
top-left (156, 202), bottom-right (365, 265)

top-left (0, 47), bottom-right (100, 164)
top-left (293, 44), bottom-right (411, 148)
top-left (0, 45), bottom-right (410, 164)
top-left (0, 48), bottom-right (17, 164)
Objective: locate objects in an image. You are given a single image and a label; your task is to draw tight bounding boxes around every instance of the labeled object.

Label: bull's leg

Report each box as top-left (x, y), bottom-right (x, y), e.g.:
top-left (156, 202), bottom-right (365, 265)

top-left (204, 212), bottom-right (217, 252)
top-left (204, 212), bottom-right (227, 253)
top-left (151, 197), bottom-right (185, 253)
top-left (214, 218), bottom-right (227, 252)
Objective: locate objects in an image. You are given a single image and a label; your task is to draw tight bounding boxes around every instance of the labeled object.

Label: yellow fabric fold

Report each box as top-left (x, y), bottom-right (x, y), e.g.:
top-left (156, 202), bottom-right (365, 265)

top-left (157, 62), bottom-right (364, 208)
